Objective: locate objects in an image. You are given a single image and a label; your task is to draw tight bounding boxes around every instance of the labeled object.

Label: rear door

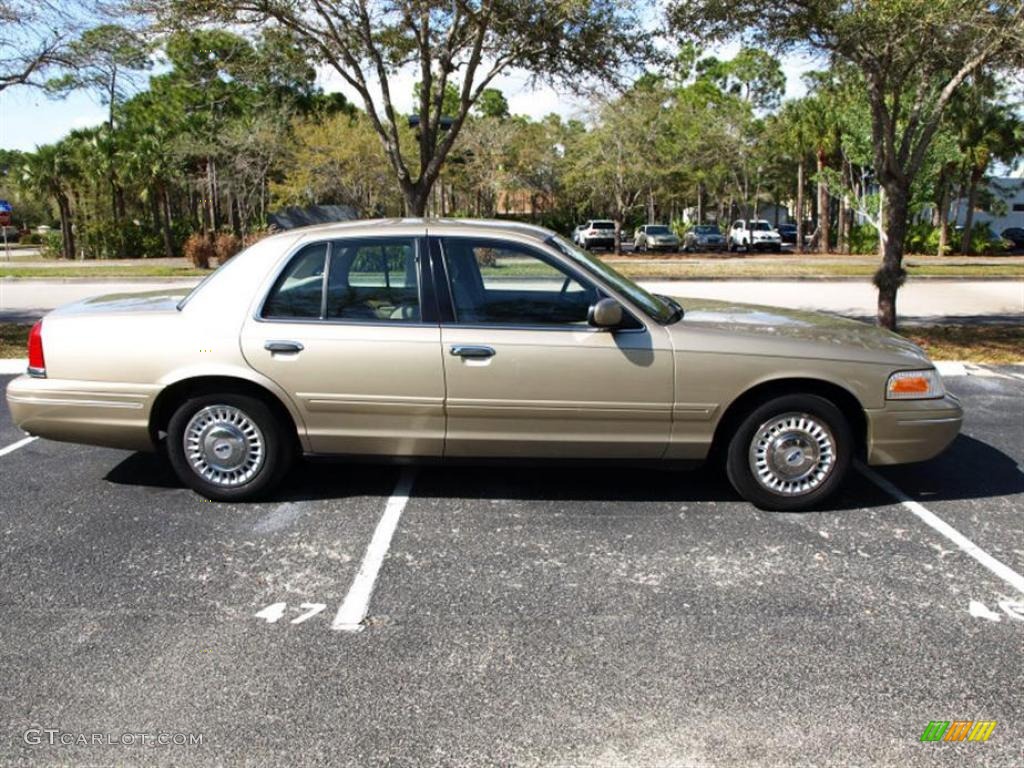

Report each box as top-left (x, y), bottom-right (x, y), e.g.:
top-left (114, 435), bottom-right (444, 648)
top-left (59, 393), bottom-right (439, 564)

top-left (240, 234), bottom-right (446, 456)
top-left (432, 235), bottom-right (674, 459)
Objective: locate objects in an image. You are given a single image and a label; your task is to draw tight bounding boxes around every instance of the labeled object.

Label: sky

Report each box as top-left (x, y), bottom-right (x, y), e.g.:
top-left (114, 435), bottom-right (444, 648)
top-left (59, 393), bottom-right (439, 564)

top-left (0, 43), bottom-right (824, 154)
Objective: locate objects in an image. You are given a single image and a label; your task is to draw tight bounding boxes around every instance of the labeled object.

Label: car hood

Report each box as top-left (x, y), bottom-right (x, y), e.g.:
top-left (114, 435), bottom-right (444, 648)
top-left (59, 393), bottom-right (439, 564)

top-left (48, 288), bottom-right (193, 318)
top-left (670, 297), bottom-right (932, 366)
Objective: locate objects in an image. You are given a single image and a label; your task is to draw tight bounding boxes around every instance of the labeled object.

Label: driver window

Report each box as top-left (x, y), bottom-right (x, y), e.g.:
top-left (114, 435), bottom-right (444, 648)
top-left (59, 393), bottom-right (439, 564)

top-left (441, 238), bottom-right (599, 326)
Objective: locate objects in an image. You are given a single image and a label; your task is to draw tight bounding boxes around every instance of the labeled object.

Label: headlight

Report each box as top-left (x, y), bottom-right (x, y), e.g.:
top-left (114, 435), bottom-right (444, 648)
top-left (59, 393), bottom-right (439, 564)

top-left (886, 369), bottom-right (944, 400)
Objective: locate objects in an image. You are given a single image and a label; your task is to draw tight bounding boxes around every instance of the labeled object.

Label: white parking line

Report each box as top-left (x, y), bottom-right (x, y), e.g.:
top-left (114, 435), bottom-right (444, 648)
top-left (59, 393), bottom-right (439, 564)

top-left (0, 359), bottom-right (28, 375)
top-left (0, 435), bottom-right (37, 458)
top-left (332, 467), bottom-right (417, 632)
top-left (860, 465), bottom-right (1024, 595)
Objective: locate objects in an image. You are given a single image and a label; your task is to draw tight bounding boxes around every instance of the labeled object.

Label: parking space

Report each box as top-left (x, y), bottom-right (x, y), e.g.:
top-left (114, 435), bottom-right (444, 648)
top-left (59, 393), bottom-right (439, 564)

top-left (1, 372), bottom-right (1022, 766)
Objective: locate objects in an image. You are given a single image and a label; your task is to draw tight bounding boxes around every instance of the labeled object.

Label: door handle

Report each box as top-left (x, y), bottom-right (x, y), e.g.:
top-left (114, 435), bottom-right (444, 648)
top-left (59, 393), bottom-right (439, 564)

top-left (264, 340), bottom-right (304, 354)
top-left (450, 345), bottom-right (495, 359)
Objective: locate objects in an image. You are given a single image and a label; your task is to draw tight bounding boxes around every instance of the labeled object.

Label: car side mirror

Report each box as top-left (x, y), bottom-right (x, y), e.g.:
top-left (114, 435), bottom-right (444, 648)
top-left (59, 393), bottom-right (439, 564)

top-left (588, 298), bottom-right (624, 330)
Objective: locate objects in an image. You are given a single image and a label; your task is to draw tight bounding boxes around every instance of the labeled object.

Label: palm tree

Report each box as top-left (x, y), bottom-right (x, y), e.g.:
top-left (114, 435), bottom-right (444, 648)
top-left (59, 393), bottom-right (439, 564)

top-left (771, 101), bottom-right (815, 253)
top-left (121, 129), bottom-right (178, 258)
top-left (22, 143), bottom-right (77, 259)
top-left (954, 86), bottom-right (1022, 254)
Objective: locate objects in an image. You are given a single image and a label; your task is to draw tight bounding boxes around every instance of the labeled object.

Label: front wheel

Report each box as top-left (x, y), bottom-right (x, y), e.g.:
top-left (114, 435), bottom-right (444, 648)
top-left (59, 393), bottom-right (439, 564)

top-left (166, 393), bottom-right (293, 501)
top-left (725, 394), bottom-right (852, 511)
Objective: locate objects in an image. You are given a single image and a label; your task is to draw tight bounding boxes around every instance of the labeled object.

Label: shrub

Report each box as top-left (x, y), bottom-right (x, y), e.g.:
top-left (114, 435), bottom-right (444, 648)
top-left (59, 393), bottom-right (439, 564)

top-left (904, 223), bottom-right (943, 255)
top-left (41, 231), bottom-right (64, 259)
top-left (847, 224), bottom-right (879, 255)
top-left (960, 222), bottom-right (1007, 255)
top-left (214, 232), bottom-right (243, 263)
top-left (242, 227), bottom-right (274, 248)
top-left (183, 233), bottom-right (216, 269)
top-left (474, 247), bottom-right (498, 267)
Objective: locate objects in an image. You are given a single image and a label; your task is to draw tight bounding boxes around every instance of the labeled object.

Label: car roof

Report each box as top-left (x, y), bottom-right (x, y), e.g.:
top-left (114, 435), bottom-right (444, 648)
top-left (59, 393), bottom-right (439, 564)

top-left (277, 217), bottom-right (554, 245)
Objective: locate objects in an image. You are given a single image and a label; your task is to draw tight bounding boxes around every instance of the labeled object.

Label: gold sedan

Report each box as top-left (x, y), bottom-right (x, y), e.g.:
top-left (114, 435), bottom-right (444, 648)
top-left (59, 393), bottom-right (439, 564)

top-left (6, 219), bottom-right (962, 510)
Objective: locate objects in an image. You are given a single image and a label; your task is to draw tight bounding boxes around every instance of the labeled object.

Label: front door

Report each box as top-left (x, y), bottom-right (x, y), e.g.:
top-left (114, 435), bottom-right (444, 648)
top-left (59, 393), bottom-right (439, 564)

top-left (240, 235), bottom-right (445, 456)
top-left (433, 235), bottom-right (674, 459)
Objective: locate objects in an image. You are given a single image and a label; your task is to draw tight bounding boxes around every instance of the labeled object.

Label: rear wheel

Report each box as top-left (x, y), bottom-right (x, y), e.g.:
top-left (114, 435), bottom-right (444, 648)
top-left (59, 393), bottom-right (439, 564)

top-left (725, 394), bottom-right (852, 511)
top-left (166, 393), bottom-right (293, 501)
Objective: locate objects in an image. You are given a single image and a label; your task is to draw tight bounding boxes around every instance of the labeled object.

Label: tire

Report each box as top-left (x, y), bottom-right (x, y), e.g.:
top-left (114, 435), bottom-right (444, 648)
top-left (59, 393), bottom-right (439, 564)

top-left (725, 394), bottom-right (852, 511)
top-left (166, 393), bottom-right (294, 502)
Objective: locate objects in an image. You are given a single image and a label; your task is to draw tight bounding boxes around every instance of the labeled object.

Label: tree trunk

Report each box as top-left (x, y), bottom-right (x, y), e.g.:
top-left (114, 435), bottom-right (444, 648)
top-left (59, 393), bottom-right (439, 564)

top-left (157, 183), bottom-right (175, 259)
top-left (795, 159), bottom-right (805, 254)
top-left (960, 167), bottom-right (983, 255)
top-left (935, 170), bottom-right (951, 256)
top-left (57, 194), bottom-right (76, 260)
top-left (696, 183), bottom-right (703, 224)
top-left (874, 183), bottom-right (909, 331)
top-left (647, 189), bottom-right (655, 224)
top-left (937, 189), bottom-right (950, 259)
top-left (403, 181), bottom-right (430, 217)
top-left (816, 148), bottom-right (829, 253)
top-left (840, 192), bottom-right (851, 254)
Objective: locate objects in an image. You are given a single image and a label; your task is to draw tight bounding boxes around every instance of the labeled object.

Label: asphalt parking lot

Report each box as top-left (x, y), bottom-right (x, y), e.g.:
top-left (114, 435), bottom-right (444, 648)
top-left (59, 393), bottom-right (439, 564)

top-left (1, 370), bottom-right (1022, 767)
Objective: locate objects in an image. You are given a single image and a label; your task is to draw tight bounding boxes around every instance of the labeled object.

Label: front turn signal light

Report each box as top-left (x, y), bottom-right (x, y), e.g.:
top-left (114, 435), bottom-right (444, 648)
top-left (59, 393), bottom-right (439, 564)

top-left (886, 369), bottom-right (943, 400)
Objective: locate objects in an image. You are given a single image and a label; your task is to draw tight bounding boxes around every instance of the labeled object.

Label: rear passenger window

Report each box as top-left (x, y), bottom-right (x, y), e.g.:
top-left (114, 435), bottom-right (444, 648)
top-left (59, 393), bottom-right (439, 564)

top-left (261, 243), bottom-right (327, 319)
top-left (326, 238), bottom-right (420, 322)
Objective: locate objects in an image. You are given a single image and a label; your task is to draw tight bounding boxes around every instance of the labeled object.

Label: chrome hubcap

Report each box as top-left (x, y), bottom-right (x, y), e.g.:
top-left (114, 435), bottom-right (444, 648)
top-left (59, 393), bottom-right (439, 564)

top-left (184, 405), bottom-right (265, 487)
top-left (749, 412), bottom-right (836, 496)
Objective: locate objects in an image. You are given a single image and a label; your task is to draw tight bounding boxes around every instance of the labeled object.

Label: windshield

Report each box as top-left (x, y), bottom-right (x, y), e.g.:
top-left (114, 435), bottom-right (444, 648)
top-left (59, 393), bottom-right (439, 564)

top-left (694, 225), bottom-right (720, 234)
top-left (591, 221), bottom-right (615, 230)
top-left (751, 221), bottom-right (772, 231)
top-left (547, 234), bottom-right (677, 324)
top-left (646, 225), bottom-right (671, 235)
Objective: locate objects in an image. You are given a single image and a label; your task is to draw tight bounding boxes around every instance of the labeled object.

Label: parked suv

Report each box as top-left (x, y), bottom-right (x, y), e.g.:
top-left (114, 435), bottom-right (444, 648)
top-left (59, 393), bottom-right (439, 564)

top-left (729, 219), bottom-right (782, 252)
top-left (576, 220), bottom-right (616, 250)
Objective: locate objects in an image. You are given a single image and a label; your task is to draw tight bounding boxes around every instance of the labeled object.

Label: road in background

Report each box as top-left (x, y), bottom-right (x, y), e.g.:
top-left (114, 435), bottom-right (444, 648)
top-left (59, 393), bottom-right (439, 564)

top-left (2, 277), bottom-right (1021, 323)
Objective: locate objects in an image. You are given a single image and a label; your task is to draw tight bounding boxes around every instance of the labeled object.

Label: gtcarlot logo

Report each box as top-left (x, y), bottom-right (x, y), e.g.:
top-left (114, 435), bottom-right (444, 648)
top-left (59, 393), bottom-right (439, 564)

top-left (920, 720), bottom-right (997, 742)
top-left (23, 728), bottom-right (203, 747)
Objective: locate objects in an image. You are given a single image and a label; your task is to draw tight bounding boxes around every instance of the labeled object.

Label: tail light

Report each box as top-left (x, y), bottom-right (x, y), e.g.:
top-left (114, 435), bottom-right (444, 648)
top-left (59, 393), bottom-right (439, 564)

top-left (27, 320), bottom-right (46, 377)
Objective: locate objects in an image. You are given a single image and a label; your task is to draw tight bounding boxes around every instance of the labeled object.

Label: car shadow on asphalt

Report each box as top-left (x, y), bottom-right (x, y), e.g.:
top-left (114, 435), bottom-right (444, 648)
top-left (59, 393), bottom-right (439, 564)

top-left (103, 434), bottom-right (1022, 511)
top-left (870, 434), bottom-right (1024, 504)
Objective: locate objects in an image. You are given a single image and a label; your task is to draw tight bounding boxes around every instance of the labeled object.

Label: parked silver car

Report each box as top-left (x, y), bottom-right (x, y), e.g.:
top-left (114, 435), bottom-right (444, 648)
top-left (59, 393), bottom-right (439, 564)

top-left (634, 224), bottom-right (680, 252)
top-left (682, 224), bottom-right (726, 252)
